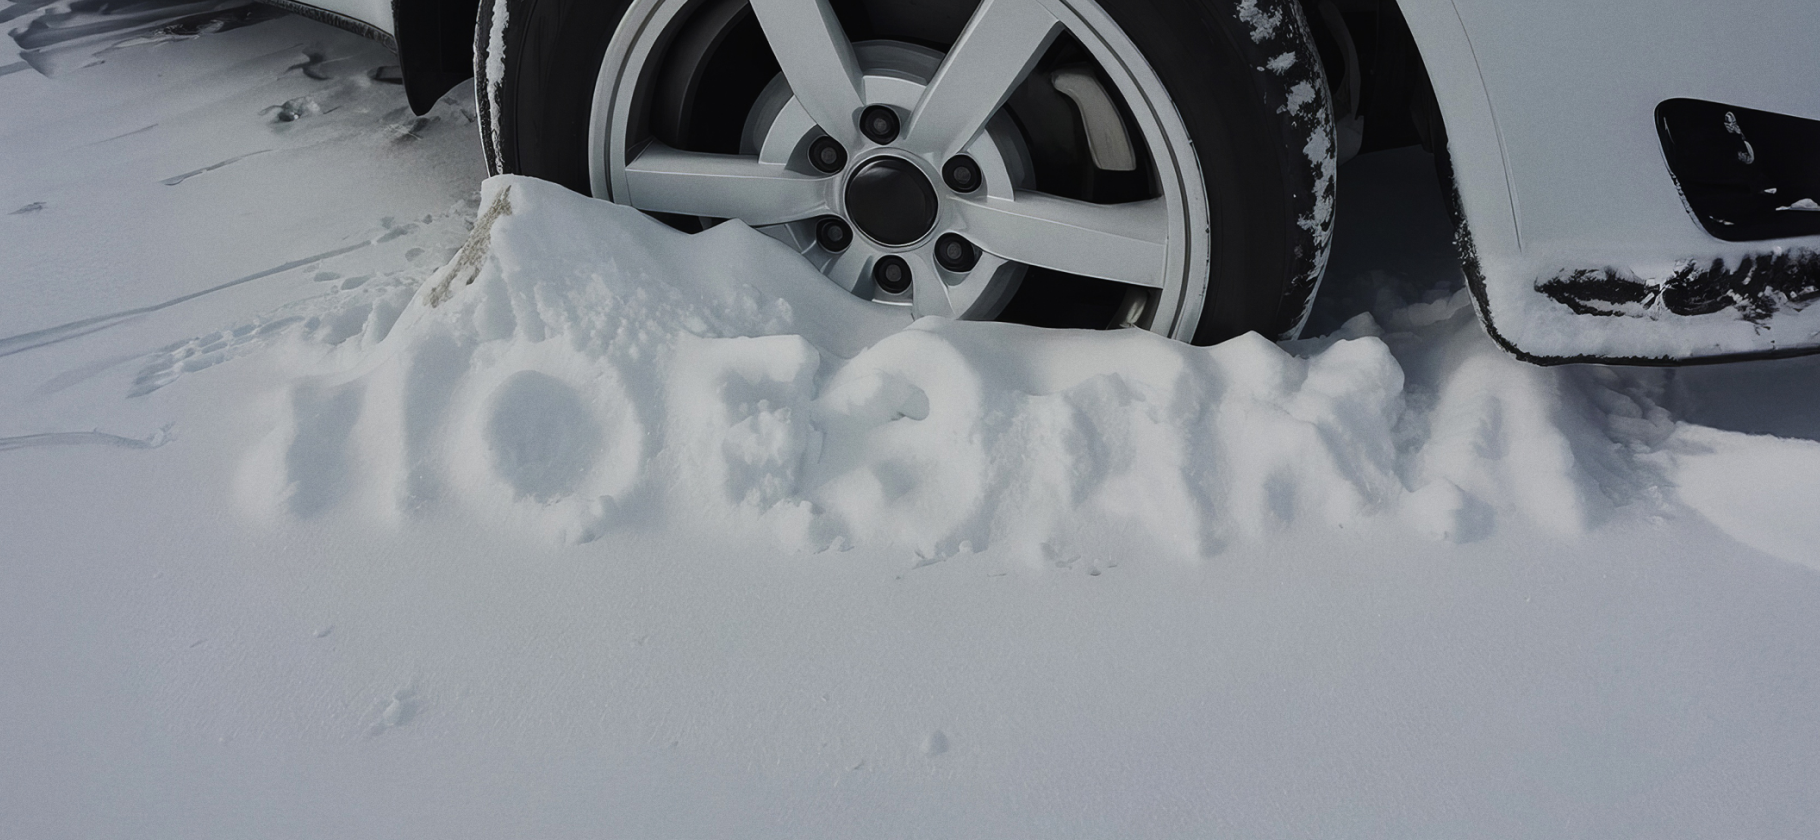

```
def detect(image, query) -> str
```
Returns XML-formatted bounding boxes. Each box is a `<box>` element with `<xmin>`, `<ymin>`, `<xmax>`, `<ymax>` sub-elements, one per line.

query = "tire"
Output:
<box><xmin>477</xmin><ymin>0</ymin><xmax>1335</xmax><ymax>344</ymax></box>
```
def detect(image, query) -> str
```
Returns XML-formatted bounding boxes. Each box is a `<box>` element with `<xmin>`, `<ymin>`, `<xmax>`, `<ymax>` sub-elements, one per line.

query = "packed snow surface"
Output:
<box><xmin>5</xmin><ymin>4</ymin><xmax>1820</xmax><ymax>838</ymax></box>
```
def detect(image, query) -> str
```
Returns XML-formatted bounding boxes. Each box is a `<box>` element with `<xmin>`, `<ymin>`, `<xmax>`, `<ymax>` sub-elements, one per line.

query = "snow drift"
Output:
<box><xmin>14</xmin><ymin>14</ymin><xmax>1820</xmax><ymax>838</ymax></box>
<box><xmin>220</xmin><ymin>175</ymin><xmax>1716</xmax><ymax>564</ymax></box>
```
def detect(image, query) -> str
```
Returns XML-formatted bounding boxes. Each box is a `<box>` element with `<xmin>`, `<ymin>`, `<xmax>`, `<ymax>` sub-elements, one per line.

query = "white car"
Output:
<box><xmin>270</xmin><ymin>0</ymin><xmax>1820</xmax><ymax>364</ymax></box>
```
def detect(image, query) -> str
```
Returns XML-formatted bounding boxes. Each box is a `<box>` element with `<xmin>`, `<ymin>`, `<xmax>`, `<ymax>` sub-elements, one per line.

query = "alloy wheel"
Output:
<box><xmin>586</xmin><ymin>0</ymin><xmax>1213</xmax><ymax>337</ymax></box>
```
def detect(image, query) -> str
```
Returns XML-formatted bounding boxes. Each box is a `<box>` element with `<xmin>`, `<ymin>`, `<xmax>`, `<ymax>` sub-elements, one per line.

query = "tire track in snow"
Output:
<box><xmin>0</xmin><ymin>426</ymin><xmax>169</xmax><ymax>452</ymax></box>
<box><xmin>83</xmin><ymin>123</ymin><xmax>158</xmax><ymax>148</ymax></box>
<box><xmin>161</xmin><ymin>149</ymin><xmax>270</xmax><ymax>186</ymax></box>
<box><xmin>0</xmin><ymin>241</ymin><xmax>368</xmax><ymax>359</ymax></box>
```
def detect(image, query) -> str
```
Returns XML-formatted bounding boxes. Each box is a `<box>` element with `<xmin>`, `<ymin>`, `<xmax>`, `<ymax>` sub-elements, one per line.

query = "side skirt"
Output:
<box><xmin>251</xmin><ymin>0</ymin><xmax>397</xmax><ymax>51</ymax></box>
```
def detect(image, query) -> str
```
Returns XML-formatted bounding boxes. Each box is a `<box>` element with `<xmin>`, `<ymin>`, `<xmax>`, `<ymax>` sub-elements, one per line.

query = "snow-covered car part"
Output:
<box><xmin>272</xmin><ymin>0</ymin><xmax>1820</xmax><ymax>363</ymax></box>
<box><xmin>254</xmin><ymin>0</ymin><xmax>391</xmax><ymax>47</ymax></box>
<box><xmin>475</xmin><ymin>0</ymin><xmax>1337</xmax><ymax>345</ymax></box>
<box><xmin>1537</xmin><ymin>252</ymin><xmax>1820</xmax><ymax>323</ymax></box>
<box><xmin>1400</xmin><ymin>0</ymin><xmax>1820</xmax><ymax>364</ymax></box>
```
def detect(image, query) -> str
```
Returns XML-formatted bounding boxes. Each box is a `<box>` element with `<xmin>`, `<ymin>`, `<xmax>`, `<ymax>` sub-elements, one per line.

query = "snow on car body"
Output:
<box><xmin>1402</xmin><ymin>0</ymin><xmax>1820</xmax><ymax>362</ymax></box>
<box><xmin>267</xmin><ymin>0</ymin><xmax>1820</xmax><ymax>364</ymax></box>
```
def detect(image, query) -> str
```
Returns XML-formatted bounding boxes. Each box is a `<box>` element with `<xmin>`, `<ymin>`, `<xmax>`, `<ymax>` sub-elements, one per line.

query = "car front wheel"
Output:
<box><xmin>478</xmin><ymin>0</ymin><xmax>1335</xmax><ymax>344</ymax></box>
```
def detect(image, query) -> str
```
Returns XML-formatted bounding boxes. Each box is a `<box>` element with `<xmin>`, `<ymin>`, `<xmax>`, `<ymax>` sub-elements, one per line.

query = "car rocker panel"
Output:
<box><xmin>258</xmin><ymin>0</ymin><xmax>394</xmax><ymax>43</ymax></box>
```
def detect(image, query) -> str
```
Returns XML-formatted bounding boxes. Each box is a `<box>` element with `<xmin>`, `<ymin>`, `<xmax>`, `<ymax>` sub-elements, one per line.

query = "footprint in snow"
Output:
<box><xmin>264</xmin><ymin>96</ymin><xmax>322</xmax><ymax>124</ymax></box>
<box><xmin>286</xmin><ymin>49</ymin><xmax>330</xmax><ymax>81</ymax></box>
<box><xmin>375</xmin><ymin>216</ymin><xmax>420</xmax><ymax>242</ymax></box>
<box><xmin>390</xmin><ymin>116</ymin><xmax>438</xmax><ymax>142</ymax></box>
<box><xmin>368</xmin><ymin>688</ymin><xmax>417</xmax><ymax>735</ymax></box>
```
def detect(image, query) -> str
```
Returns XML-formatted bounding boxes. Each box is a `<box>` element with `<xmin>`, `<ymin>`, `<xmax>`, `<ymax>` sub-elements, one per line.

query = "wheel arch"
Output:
<box><xmin>1298</xmin><ymin>0</ymin><xmax>1521</xmax><ymax>343</ymax></box>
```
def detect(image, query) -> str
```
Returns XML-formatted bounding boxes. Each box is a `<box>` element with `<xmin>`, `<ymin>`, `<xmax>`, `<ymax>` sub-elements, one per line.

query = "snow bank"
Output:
<box><xmin>220</xmin><ymin>175</ymin><xmax>1699</xmax><ymax>563</ymax></box>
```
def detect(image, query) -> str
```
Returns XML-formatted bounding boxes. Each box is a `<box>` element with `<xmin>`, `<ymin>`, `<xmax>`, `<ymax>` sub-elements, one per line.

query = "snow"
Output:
<box><xmin>1668</xmin><ymin>425</ymin><xmax>1820</xmax><ymax>568</ymax></box>
<box><xmin>482</xmin><ymin>0</ymin><xmax>507</xmax><ymax>158</ymax></box>
<box><xmin>1235</xmin><ymin>0</ymin><xmax>1285</xmax><ymax>43</ymax></box>
<box><xmin>5</xmin><ymin>5</ymin><xmax>1820</xmax><ymax>838</ymax></box>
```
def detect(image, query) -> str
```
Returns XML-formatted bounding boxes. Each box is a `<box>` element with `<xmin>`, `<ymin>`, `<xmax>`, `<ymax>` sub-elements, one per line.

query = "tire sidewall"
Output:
<box><xmin>1100</xmin><ymin>0</ymin><xmax>1335</xmax><ymax>342</ymax></box>
<box><xmin>488</xmin><ymin>0</ymin><xmax>640</xmax><ymax>194</ymax></box>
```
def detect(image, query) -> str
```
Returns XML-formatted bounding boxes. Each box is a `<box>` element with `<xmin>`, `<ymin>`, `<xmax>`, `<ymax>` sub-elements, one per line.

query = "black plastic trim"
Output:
<box><xmin>1457</xmin><ymin>207</ymin><xmax>1820</xmax><ymax>368</ymax></box>
<box><xmin>1657</xmin><ymin>98</ymin><xmax>1820</xmax><ymax>243</ymax></box>
<box><xmin>1538</xmin><ymin>251</ymin><xmax>1820</xmax><ymax>323</ymax></box>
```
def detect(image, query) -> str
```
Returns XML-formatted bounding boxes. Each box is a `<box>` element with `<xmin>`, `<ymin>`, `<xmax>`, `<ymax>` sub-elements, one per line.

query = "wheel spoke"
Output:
<box><xmin>941</xmin><ymin>253</ymin><xmax>1011</xmax><ymax>319</ymax></box>
<box><xmin>904</xmin><ymin>0</ymin><xmax>1062</xmax><ymax>159</ymax></box>
<box><xmin>622</xmin><ymin>142</ymin><xmax>832</xmax><ymax>225</ymax></box>
<box><xmin>824</xmin><ymin>241</ymin><xmax>880</xmax><ymax>293</ymax></box>
<box><xmin>749</xmin><ymin>0</ymin><xmax>865</xmax><ymax>144</ymax></box>
<box><xmin>908</xmin><ymin>255</ymin><xmax>954</xmax><ymax>319</ymax></box>
<box><xmin>955</xmin><ymin>192</ymin><xmax>1169</xmax><ymax>288</ymax></box>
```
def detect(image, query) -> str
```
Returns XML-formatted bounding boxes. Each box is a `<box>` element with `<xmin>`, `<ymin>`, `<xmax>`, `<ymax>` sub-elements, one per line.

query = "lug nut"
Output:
<box><xmin>943</xmin><ymin>155</ymin><xmax>982</xmax><ymax>193</ymax></box>
<box><xmin>861</xmin><ymin>105</ymin><xmax>900</xmax><ymax>145</ymax></box>
<box><xmin>810</xmin><ymin>136</ymin><xmax>848</xmax><ymax>173</ymax></box>
<box><xmin>935</xmin><ymin>233</ymin><xmax>979</xmax><ymax>272</ymax></box>
<box><xmin>874</xmin><ymin>255</ymin><xmax>912</xmax><ymax>295</ymax></box>
<box><xmin>816</xmin><ymin>217</ymin><xmax>853</xmax><ymax>252</ymax></box>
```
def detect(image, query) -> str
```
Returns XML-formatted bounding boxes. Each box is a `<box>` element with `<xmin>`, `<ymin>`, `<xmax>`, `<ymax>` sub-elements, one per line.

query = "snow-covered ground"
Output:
<box><xmin>5</xmin><ymin>4</ymin><xmax>1820</xmax><ymax>837</ymax></box>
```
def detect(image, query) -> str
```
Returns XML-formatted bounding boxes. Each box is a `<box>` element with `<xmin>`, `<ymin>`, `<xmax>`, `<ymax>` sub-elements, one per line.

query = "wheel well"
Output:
<box><xmin>1297</xmin><ymin>0</ymin><xmax>1441</xmax><ymax>157</ymax></box>
<box><xmin>394</xmin><ymin>0</ymin><xmax>482</xmax><ymax>115</ymax></box>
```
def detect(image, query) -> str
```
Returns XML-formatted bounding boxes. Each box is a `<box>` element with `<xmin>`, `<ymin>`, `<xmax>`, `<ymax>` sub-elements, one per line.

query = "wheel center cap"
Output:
<box><xmin>844</xmin><ymin>157</ymin><xmax>939</xmax><ymax>247</ymax></box>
